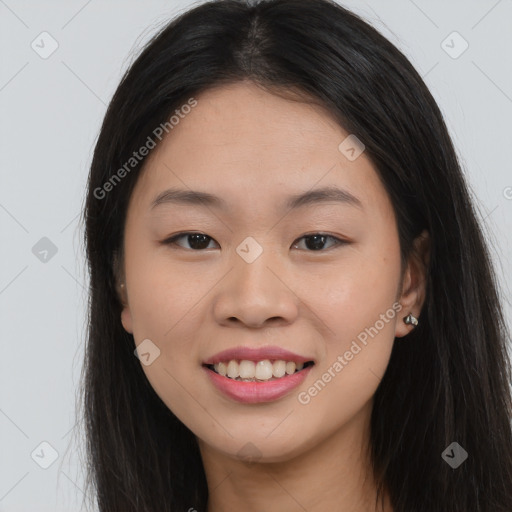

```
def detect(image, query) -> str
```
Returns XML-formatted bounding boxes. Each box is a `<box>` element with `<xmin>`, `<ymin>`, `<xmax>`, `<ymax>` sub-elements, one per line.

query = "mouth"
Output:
<box><xmin>203</xmin><ymin>359</ymin><xmax>315</xmax><ymax>382</ymax></box>
<box><xmin>202</xmin><ymin>357</ymin><xmax>315</xmax><ymax>404</ymax></box>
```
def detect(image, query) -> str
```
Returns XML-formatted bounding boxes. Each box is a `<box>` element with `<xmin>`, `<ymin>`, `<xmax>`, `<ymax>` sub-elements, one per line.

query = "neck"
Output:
<box><xmin>198</xmin><ymin>399</ymin><xmax>392</xmax><ymax>512</ymax></box>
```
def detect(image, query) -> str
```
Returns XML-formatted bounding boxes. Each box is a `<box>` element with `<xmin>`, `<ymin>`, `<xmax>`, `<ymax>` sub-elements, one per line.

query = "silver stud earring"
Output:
<box><xmin>403</xmin><ymin>313</ymin><xmax>418</xmax><ymax>327</ymax></box>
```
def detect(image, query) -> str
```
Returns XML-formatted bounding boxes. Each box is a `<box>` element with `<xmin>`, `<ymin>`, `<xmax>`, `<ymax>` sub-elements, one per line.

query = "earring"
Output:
<box><xmin>404</xmin><ymin>313</ymin><xmax>418</xmax><ymax>327</ymax></box>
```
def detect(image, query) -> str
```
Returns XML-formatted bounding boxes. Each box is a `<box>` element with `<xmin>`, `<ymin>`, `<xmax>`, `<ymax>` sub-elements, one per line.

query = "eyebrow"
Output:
<box><xmin>150</xmin><ymin>185</ymin><xmax>363</xmax><ymax>211</ymax></box>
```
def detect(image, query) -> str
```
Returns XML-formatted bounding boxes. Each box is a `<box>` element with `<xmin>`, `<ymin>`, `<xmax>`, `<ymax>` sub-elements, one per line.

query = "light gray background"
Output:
<box><xmin>1</xmin><ymin>1</ymin><xmax>511</xmax><ymax>510</ymax></box>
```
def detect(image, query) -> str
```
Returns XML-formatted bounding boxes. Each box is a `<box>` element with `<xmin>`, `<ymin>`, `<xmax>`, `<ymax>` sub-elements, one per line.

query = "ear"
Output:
<box><xmin>113</xmin><ymin>250</ymin><xmax>134</xmax><ymax>334</ymax></box>
<box><xmin>395</xmin><ymin>229</ymin><xmax>430</xmax><ymax>338</ymax></box>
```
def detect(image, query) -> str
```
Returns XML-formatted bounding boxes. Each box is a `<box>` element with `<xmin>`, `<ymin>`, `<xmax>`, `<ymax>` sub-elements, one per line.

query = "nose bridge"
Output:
<box><xmin>213</xmin><ymin>234</ymin><xmax>298</xmax><ymax>327</ymax></box>
<box><xmin>233</xmin><ymin>234</ymin><xmax>281</xmax><ymax>295</ymax></box>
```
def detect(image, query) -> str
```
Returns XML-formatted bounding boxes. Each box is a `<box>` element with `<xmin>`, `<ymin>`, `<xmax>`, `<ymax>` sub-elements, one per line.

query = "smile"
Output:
<box><xmin>203</xmin><ymin>360</ymin><xmax>315</xmax><ymax>403</ymax></box>
<box><xmin>206</xmin><ymin>359</ymin><xmax>315</xmax><ymax>381</ymax></box>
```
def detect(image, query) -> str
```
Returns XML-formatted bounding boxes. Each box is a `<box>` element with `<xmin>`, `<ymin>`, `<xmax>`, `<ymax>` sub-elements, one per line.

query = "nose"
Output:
<box><xmin>212</xmin><ymin>246</ymin><xmax>299</xmax><ymax>329</ymax></box>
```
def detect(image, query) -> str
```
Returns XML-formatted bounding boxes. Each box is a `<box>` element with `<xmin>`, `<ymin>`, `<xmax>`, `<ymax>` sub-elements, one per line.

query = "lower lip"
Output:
<box><xmin>203</xmin><ymin>365</ymin><xmax>313</xmax><ymax>404</ymax></box>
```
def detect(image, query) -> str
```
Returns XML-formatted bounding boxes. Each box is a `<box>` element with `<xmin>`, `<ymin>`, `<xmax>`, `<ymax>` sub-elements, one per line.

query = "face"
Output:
<box><xmin>118</xmin><ymin>81</ymin><xmax>426</xmax><ymax>463</ymax></box>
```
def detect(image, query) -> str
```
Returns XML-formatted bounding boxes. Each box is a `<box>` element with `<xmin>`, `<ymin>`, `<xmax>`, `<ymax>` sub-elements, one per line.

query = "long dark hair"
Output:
<box><xmin>78</xmin><ymin>0</ymin><xmax>512</xmax><ymax>510</ymax></box>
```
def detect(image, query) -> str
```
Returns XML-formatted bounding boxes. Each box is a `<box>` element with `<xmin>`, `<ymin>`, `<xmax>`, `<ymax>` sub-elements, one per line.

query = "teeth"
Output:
<box><xmin>255</xmin><ymin>360</ymin><xmax>273</xmax><ymax>380</ymax></box>
<box><xmin>217</xmin><ymin>361</ymin><xmax>227</xmax><ymax>376</ymax></box>
<box><xmin>285</xmin><ymin>361</ymin><xmax>296</xmax><ymax>374</ymax></box>
<box><xmin>226</xmin><ymin>360</ymin><xmax>239</xmax><ymax>379</ymax></box>
<box><xmin>272</xmin><ymin>360</ymin><xmax>286</xmax><ymax>378</ymax></box>
<box><xmin>239</xmin><ymin>360</ymin><xmax>255</xmax><ymax>379</ymax></box>
<box><xmin>212</xmin><ymin>359</ymin><xmax>310</xmax><ymax>381</ymax></box>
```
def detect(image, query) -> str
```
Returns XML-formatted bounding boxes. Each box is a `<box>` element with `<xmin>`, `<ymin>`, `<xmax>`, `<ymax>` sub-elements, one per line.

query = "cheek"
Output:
<box><xmin>307</xmin><ymin>240</ymin><xmax>401</xmax><ymax>394</ymax></box>
<box><xmin>295</xmin><ymin>282</ymin><xmax>399</xmax><ymax>436</ymax></box>
<box><xmin>306</xmin><ymin>243</ymin><xmax>401</xmax><ymax>343</ymax></box>
<box><xmin>124</xmin><ymin>247</ymin><xmax>207</xmax><ymax>403</ymax></box>
<box><xmin>125</xmin><ymin>243</ymin><xmax>198</xmax><ymax>340</ymax></box>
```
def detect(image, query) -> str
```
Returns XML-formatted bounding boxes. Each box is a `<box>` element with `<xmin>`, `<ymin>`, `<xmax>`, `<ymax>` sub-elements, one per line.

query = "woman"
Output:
<box><xmin>79</xmin><ymin>0</ymin><xmax>512</xmax><ymax>510</ymax></box>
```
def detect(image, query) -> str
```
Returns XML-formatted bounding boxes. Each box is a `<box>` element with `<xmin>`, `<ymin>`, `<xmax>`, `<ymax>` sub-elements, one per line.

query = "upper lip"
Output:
<box><xmin>203</xmin><ymin>345</ymin><xmax>315</xmax><ymax>365</ymax></box>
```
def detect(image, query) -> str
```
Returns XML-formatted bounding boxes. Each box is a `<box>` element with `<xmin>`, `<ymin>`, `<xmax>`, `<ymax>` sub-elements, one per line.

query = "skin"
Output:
<box><xmin>118</xmin><ymin>81</ymin><xmax>430</xmax><ymax>512</ymax></box>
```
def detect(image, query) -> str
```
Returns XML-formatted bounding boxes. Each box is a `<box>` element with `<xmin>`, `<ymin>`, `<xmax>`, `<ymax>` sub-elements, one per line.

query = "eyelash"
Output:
<box><xmin>160</xmin><ymin>232</ymin><xmax>349</xmax><ymax>252</ymax></box>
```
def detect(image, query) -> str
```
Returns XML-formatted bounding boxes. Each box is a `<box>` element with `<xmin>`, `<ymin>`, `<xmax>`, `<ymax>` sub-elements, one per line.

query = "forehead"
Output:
<box><xmin>129</xmin><ymin>81</ymin><xmax>391</xmax><ymax>221</ymax></box>
<box><xmin>164</xmin><ymin>81</ymin><xmax>347</xmax><ymax>156</ymax></box>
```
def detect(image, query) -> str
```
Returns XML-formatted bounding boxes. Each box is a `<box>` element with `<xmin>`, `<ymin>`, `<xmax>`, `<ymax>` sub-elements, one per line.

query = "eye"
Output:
<box><xmin>291</xmin><ymin>233</ymin><xmax>347</xmax><ymax>251</ymax></box>
<box><xmin>161</xmin><ymin>232</ymin><xmax>218</xmax><ymax>250</ymax></box>
<box><xmin>161</xmin><ymin>232</ymin><xmax>348</xmax><ymax>252</ymax></box>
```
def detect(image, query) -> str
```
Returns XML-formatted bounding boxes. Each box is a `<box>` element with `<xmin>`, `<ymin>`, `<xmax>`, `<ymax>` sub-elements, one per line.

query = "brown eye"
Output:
<box><xmin>161</xmin><ymin>232</ymin><xmax>348</xmax><ymax>252</ymax></box>
<box><xmin>162</xmin><ymin>232</ymin><xmax>218</xmax><ymax>250</ymax></box>
<box><xmin>292</xmin><ymin>234</ymin><xmax>347</xmax><ymax>251</ymax></box>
